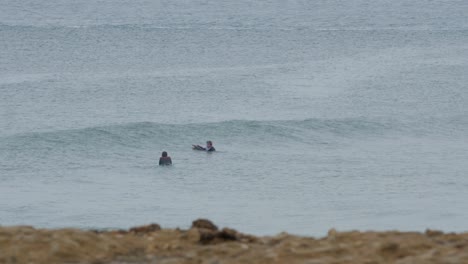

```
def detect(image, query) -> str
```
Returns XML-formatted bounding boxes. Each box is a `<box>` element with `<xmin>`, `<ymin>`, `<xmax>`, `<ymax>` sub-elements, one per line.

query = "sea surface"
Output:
<box><xmin>1</xmin><ymin>0</ymin><xmax>467</xmax><ymax>236</ymax></box>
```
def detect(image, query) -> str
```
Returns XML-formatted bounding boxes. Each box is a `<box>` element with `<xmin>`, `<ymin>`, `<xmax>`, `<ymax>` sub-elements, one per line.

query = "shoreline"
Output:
<box><xmin>1</xmin><ymin>219</ymin><xmax>467</xmax><ymax>264</ymax></box>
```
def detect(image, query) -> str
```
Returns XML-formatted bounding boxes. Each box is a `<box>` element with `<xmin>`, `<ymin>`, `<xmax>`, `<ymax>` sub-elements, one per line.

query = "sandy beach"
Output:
<box><xmin>1</xmin><ymin>219</ymin><xmax>467</xmax><ymax>264</ymax></box>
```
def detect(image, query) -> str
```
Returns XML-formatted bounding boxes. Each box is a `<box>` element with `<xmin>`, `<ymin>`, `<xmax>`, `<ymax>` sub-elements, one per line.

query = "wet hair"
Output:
<box><xmin>206</xmin><ymin>141</ymin><xmax>213</xmax><ymax>145</ymax></box>
<box><xmin>162</xmin><ymin>151</ymin><xmax>168</xmax><ymax>157</ymax></box>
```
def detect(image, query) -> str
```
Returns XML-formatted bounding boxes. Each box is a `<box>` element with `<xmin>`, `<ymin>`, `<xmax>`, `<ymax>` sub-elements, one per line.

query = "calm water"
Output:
<box><xmin>1</xmin><ymin>0</ymin><xmax>467</xmax><ymax>236</ymax></box>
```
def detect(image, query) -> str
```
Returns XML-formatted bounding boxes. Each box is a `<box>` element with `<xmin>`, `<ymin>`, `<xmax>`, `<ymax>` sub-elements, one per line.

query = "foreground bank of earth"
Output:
<box><xmin>1</xmin><ymin>219</ymin><xmax>467</xmax><ymax>264</ymax></box>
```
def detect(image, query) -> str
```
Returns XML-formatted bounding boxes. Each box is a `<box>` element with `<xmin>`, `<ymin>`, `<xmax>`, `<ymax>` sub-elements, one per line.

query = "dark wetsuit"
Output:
<box><xmin>159</xmin><ymin>157</ymin><xmax>172</xmax><ymax>166</ymax></box>
<box><xmin>206</xmin><ymin>146</ymin><xmax>215</xmax><ymax>152</ymax></box>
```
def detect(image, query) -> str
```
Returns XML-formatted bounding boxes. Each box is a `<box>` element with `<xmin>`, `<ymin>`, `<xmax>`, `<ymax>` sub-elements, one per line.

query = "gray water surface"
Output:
<box><xmin>1</xmin><ymin>0</ymin><xmax>467</xmax><ymax>236</ymax></box>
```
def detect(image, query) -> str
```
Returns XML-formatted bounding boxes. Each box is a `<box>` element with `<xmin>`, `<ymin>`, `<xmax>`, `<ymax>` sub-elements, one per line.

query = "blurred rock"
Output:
<box><xmin>425</xmin><ymin>229</ymin><xmax>444</xmax><ymax>237</ymax></box>
<box><xmin>197</xmin><ymin>228</ymin><xmax>218</xmax><ymax>244</ymax></box>
<box><xmin>129</xmin><ymin>224</ymin><xmax>161</xmax><ymax>234</ymax></box>
<box><xmin>219</xmin><ymin>228</ymin><xmax>238</xmax><ymax>241</ymax></box>
<box><xmin>191</xmin><ymin>219</ymin><xmax>218</xmax><ymax>231</ymax></box>
<box><xmin>1</xmin><ymin>220</ymin><xmax>467</xmax><ymax>264</ymax></box>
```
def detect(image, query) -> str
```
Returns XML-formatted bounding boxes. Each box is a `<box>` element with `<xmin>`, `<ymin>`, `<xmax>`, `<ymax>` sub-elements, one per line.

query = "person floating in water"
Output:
<box><xmin>192</xmin><ymin>140</ymin><xmax>216</xmax><ymax>152</ymax></box>
<box><xmin>159</xmin><ymin>151</ymin><xmax>172</xmax><ymax>166</ymax></box>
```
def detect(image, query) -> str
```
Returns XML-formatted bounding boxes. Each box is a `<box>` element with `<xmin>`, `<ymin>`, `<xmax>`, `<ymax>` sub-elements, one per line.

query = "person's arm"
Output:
<box><xmin>159</xmin><ymin>158</ymin><xmax>163</xmax><ymax>165</ymax></box>
<box><xmin>193</xmin><ymin>145</ymin><xmax>206</xmax><ymax>150</ymax></box>
<box><xmin>168</xmin><ymin>157</ymin><xmax>172</xmax><ymax>165</ymax></box>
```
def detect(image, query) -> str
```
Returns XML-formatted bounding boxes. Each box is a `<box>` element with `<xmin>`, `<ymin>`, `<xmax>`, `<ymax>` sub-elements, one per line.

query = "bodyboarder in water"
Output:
<box><xmin>192</xmin><ymin>140</ymin><xmax>216</xmax><ymax>152</ymax></box>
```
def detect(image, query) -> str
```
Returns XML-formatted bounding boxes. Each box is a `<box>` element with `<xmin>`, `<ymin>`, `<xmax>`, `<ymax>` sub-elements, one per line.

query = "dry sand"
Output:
<box><xmin>1</xmin><ymin>219</ymin><xmax>467</xmax><ymax>264</ymax></box>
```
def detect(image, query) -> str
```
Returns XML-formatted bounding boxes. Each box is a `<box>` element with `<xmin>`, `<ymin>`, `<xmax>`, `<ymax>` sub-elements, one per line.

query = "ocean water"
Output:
<box><xmin>1</xmin><ymin>0</ymin><xmax>467</xmax><ymax>236</ymax></box>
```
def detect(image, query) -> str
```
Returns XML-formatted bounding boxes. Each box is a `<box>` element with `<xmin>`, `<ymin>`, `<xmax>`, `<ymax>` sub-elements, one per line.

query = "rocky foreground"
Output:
<box><xmin>1</xmin><ymin>219</ymin><xmax>467</xmax><ymax>264</ymax></box>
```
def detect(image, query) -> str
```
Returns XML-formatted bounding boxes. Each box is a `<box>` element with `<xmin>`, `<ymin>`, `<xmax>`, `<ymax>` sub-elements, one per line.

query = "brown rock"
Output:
<box><xmin>197</xmin><ymin>228</ymin><xmax>218</xmax><ymax>244</ymax></box>
<box><xmin>191</xmin><ymin>219</ymin><xmax>218</xmax><ymax>231</ymax></box>
<box><xmin>219</xmin><ymin>228</ymin><xmax>238</xmax><ymax>241</ymax></box>
<box><xmin>186</xmin><ymin>228</ymin><xmax>201</xmax><ymax>242</ymax></box>
<box><xmin>129</xmin><ymin>224</ymin><xmax>161</xmax><ymax>234</ymax></box>
<box><xmin>380</xmin><ymin>241</ymin><xmax>400</xmax><ymax>256</ymax></box>
<box><xmin>425</xmin><ymin>229</ymin><xmax>444</xmax><ymax>237</ymax></box>
<box><xmin>2</xmin><ymin>222</ymin><xmax>468</xmax><ymax>264</ymax></box>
